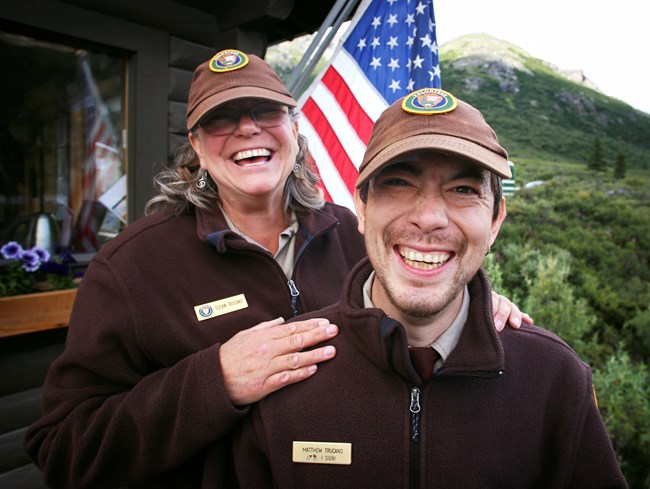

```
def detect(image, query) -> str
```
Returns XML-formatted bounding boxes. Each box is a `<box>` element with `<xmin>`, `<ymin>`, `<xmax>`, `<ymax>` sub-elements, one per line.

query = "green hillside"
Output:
<box><xmin>441</xmin><ymin>35</ymin><xmax>650</xmax><ymax>488</ymax></box>
<box><xmin>439</xmin><ymin>34</ymin><xmax>650</xmax><ymax>173</ymax></box>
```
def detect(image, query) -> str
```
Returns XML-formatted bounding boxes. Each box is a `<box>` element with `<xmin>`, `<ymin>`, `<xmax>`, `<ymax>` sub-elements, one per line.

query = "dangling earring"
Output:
<box><xmin>196</xmin><ymin>169</ymin><xmax>207</xmax><ymax>189</ymax></box>
<box><xmin>292</xmin><ymin>163</ymin><xmax>301</xmax><ymax>173</ymax></box>
<box><xmin>485</xmin><ymin>245</ymin><xmax>491</xmax><ymax>256</ymax></box>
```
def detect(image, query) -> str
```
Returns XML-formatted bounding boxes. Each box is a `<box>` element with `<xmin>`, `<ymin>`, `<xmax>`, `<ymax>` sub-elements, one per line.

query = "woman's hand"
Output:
<box><xmin>491</xmin><ymin>291</ymin><xmax>533</xmax><ymax>332</ymax></box>
<box><xmin>219</xmin><ymin>317</ymin><xmax>338</xmax><ymax>406</ymax></box>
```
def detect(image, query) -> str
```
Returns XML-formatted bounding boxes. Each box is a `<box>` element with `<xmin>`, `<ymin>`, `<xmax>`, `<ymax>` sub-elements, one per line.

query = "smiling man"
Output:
<box><xmin>232</xmin><ymin>88</ymin><xmax>627</xmax><ymax>488</ymax></box>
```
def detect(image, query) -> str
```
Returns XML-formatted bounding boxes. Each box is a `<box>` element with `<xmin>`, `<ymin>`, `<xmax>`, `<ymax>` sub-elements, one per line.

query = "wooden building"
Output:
<box><xmin>0</xmin><ymin>1</ymin><xmax>347</xmax><ymax>486</ymax></box>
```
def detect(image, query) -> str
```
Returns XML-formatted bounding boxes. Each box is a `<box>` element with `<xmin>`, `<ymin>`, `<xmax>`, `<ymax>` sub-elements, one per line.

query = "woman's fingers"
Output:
<box><xmin>220</xmin><ymin>318</ymin><xmax>338</xmax><ymax>406</ymax></box>
<box><xmin>491</xmin><ymin>291</ymin><xmax>533</xmax><ymax>332</ymax></box>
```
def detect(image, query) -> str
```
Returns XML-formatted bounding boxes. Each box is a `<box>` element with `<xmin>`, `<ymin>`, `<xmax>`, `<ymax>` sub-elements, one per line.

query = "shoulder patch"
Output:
<box><xmin>209</xmin><ymin>49</ymin><xmax>249</xmax><ymax>73</ymax></box>
<box><xmin>402</xmin><ymin>88</ymin><xmax>458</xmax><ymax>115</ymax></box>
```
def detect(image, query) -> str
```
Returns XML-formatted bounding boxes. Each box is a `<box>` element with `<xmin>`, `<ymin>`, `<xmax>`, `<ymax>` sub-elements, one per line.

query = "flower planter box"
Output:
<box><xmin>0</xmin><ymin>289</ymin><xmax>77</xmax><ymax>338</ymax></box>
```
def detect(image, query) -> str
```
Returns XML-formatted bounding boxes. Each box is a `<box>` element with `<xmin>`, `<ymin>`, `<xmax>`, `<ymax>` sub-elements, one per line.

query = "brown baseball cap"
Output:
<box><xmin>186</xmin><ymin>49</ymin><xmax>297</xmax><ymax>130</ymax></box>
<box><xmin>356</xmin><ymin>88</ymin><xmax>511</xmax><ymax>188</ymax></box>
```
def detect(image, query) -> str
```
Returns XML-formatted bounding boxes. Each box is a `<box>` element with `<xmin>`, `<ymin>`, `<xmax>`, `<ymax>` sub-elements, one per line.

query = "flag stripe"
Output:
<box><xmin>302</xmin><ymin>98</ymin><xmax>358</xmax><ymax>194</ymax></box>
<box><xmin>320</xmin><ymin>67</ymin><xmax>374</xmax><ymax>146</ymax></box>
<box><xmin>299</xmin><ymin>115</ymin><xmax>356</xmax><ymax>211</ymax></box>
<box><xmin>306</xmin><ymin>81</ymin><xmax>366</xmax><ymax>170</ymax></box>
<box><xmin>330</xmin><ymin>49</ymin><xmax>387</xmax><ymax>122</ymax></box>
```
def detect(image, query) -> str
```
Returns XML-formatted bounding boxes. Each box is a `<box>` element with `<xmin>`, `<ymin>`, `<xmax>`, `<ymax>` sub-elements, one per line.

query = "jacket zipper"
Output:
<box><xmin>284</xmin><ymin>226</ymin><xmax>314</xmax><ymax>317</ymax></box>
<box><xmin>410</xmin><ymin>387</ymin><xmax>421</xmax><ymax>488</ymax></box>
<box><xmin>287</xmin><ymin>279</ymin><xmax>300</xmax><ymax>317</ymax></box>
<box><xmin>281</xmin><ymin>214</ymin><xmax>341</xmax><ymax>317</ymax></box>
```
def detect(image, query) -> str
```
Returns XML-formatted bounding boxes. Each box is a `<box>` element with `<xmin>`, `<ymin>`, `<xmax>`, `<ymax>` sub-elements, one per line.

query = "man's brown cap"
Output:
<box><xmin>186</xmin><ymin>49</ymin><xmax>297</xmax><ymax>130</ymax></box>
<box><xmin>356</xmin><ymin>88</ymin><xmax>511</xmax><ymax>188</ymax></box>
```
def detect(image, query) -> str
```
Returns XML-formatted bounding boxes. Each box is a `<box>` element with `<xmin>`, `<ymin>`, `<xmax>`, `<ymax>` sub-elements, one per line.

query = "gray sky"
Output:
<box><xmin>435</xmin><ymin>0</ymin><xmax>649</xmax><ymax>113</ymax></box>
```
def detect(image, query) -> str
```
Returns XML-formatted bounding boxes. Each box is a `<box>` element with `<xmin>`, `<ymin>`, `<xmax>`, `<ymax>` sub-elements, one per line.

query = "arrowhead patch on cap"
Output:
<box><xmin>209</xmin><ymin>49</ymin><xmax>250</xmax><ymax>73</ymax></box>
<box><xmin>402</xmin><ymin>88</ymin><xmax>458</xmax><ymax>115</ymax></box>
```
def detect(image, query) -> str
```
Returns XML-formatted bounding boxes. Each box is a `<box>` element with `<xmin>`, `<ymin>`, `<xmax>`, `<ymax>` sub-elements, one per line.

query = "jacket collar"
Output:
<box><xmin>339</xmin><ymin>258</ymin><xmax>505</xmax><ymax>382</ymax></box>
<box><xmin>195</xmin><ymin>197</ymin><xmax>229</xmax><ymax>241</ymax></box>
<box><xmin>195</xmin><ymin>199</ymin><xmax>342</xmax><ymax>253</ymax></box>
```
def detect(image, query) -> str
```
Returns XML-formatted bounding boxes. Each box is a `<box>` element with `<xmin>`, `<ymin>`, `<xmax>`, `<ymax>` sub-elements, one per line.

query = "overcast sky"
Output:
<box><xmin>434</xmin><ymin>0</ymin><xmax>649</xmax><ymax>114</ymax></box>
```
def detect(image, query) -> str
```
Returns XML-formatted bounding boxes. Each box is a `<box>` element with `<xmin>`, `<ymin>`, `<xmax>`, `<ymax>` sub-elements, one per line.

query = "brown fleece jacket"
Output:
<box><xmin>24</xmin><ymin>201</ymin><xmax>366</xmax><ymax>489</ymax></box>
<box><xmin>234</xmin><ymin>258</ymin><xmax>628</xmax><ymax>489</ymax></box>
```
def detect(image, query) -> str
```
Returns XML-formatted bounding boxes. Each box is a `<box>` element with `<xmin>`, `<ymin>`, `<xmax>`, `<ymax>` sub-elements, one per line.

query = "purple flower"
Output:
<box><xmin>1</xmin><ymin>241</ymin><xmax>78</xmax><ymax>297</ymax></box>
<box><xmin>1</xmin><ymin>241</ymin><xmax>23</xmax><ymax>260</ymax></box>
<box><xmin>31</xmin><ymin>247</ymin><xmax>51</xmax><ymax>263</ymax></box>
<box><xmin>19</xmin><ymin>249</ymin><xmax>42</xmax><ymax>272</ymax></box>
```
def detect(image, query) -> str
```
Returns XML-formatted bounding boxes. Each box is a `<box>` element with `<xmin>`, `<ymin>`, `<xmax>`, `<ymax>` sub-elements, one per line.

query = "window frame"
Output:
<box><xmin>0</xmin><ymin>3</ymin><xmax>170</xmax><ymax>262</ymax></box>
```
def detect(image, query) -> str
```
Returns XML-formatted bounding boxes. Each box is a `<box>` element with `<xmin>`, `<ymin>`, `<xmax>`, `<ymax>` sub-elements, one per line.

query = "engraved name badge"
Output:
<box><xmin>194</xmin><ymin>294</ymin><xmax>248</xmax><ymax>321</ymax></box>
<box><xmin>292</xmin><ymin>441</ymin><xmax>352</xmax><ymax>465</ymax></box>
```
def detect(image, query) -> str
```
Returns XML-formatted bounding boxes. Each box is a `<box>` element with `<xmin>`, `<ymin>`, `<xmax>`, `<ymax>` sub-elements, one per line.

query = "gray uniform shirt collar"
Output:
<box><xmin>220</xmin><ymin>204</ymin><xmax>299</xmax><ymax>279</ymax></box>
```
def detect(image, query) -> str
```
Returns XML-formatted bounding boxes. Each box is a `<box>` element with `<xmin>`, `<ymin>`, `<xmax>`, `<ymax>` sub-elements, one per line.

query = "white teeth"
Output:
<box><xmin>400</xmin><ymin>248</ymin><xmax>450</xmax><ymax>270</ymax></box>
<box><xmin>233</xmin><ymin>148</ymin><xmax>271</xmax><ymax>161</ymax></box>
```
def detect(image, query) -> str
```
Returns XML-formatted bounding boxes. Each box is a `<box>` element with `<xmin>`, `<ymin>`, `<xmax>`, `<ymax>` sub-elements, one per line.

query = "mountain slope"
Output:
<box><xmin>439</xmin><ymin>34</ymin><xmax>650</xmax><ymax>170</ymax></box>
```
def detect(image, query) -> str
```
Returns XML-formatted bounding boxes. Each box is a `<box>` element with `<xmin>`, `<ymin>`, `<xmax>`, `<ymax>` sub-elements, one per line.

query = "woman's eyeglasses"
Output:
<box><xmin>199</xmin><ymin>102</ymin><xmax>290</xmax><ymax>136</ymax></box>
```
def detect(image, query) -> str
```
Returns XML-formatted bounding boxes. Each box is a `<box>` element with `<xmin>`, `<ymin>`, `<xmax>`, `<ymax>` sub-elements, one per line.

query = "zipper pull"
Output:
<box><xmin>410</xmin><ymin>387</ymin><xmax>421</xmax><ymax>443</ymax></box>
<box><xmin>287</xmin><ymin>279</ymin><xmax>299</xmax><ymax>298</ymax></box>
<box><xmin>287</xmin><ymin>280</ymin><xmax>300</xmax><ymax>317</ymax></box>
<box><xmin>410</xmin><ymin>387</ymin><xmax>421</xmax><ymax>413</ymax></box>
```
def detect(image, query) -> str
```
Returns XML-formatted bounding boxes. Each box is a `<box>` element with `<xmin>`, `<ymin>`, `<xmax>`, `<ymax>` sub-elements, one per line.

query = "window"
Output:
<box><xmin>0</xmin><ymin>30</ymin><xmax>127</xmax><ymax>254</ymax></box>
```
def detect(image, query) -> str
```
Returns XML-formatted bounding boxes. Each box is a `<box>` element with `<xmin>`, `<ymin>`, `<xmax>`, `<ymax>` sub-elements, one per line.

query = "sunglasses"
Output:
<box><xmin>199</xmin><ymin>102</ymin><xmax>290</xmax><ymax>136</ymax></box>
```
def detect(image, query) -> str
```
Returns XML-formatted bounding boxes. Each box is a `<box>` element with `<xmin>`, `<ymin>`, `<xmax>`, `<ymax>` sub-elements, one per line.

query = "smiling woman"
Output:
<box><xmin>187</xmin><ymin>95</ymin><xmax>300</xmax><ymax>237</ymax></box>
<box><xmin>23</xmin><ymin>48</ymin><xmax>368</xmax><ymax>489</ymax></box>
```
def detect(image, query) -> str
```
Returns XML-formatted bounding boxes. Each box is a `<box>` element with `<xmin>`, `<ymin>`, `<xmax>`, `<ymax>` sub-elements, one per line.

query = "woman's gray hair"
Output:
<box><xmin>145</xmin><ymin>111</ymin><xmax>325</xmax><ymax>216</ymax></box>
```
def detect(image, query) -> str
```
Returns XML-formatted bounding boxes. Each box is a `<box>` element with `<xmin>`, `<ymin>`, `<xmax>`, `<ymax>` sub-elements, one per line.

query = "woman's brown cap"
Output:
<box><xmin>186</xmin><ymin>49</ymin><xmax>297</xmax><ymax>130</ymax></box>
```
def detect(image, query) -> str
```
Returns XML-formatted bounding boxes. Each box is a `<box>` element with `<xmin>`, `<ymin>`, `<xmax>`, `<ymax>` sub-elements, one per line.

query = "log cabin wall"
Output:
<box><xmin>0</xmin><ymin>329</ymin><xmax>67</xmax><ymax>488</ymax></box>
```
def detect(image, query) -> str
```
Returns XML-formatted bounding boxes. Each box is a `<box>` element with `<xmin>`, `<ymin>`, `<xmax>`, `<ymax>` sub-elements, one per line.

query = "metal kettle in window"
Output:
<box><xmin>6</xmin><ymin>117</ymin><xmax>62</xmax><ymax>254</ymax></box>
<box><xmin>5</xmin><ymin>212</ymin><xmax>62</xmax><ymax>254</ymax></box>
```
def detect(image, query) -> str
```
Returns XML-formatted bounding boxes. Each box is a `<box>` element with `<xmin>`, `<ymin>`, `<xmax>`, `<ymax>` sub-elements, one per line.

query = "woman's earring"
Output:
<box><xmin>196</xmin><ymin>169</ymin><xmax>207</xmax><ymax>189</ymax></box>
<box><xmin>292</xmin><ymin>163</ymin><xmax>301</xmax><ymax>173</ymax></box>
<box><xmin>485</xmin><ymin>245</ymin><xmax>491</xmax><ymax>256</ymax></box>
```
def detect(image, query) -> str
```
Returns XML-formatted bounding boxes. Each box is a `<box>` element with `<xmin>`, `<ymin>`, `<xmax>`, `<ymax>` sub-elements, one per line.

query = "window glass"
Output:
<box><xmin>0</xmin><ymin>30</ymin><xmax>127</xmax><ymax>254</ymax></box>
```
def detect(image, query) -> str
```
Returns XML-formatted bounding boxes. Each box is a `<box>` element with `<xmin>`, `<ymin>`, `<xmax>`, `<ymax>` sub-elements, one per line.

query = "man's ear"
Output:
<box><xmin>489</xmin><ymin>197</ymin><xmax>507</xmax><ymax>246</ymax></box>
<box><xmin>353</xmin><ymin>188</ymin><xmax>366</xmax><ymax>235</ymax></box>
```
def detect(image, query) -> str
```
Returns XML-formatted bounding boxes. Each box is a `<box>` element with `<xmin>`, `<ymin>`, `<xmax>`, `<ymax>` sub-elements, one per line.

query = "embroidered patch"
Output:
<box><xmin>194</xmin><ymin>294</ymin><xmax>248</xmax><ymax>321</ymax></box>
<box><xmin>402</xmin><ymin>88</ymin><xmax>458</xmax><ymax>115</ymax></box>
<box><xmin>209</xmin><ymin>49</ymin><xmax>249</xmax><ymax>73</ymax></box>
<box><xmin>292</xmin><ymin>441</ymin><xmax>352</xmax><ymax>465</ymax></box>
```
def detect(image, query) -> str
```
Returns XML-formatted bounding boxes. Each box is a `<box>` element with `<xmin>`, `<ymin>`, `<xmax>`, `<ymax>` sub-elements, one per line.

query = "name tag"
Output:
<box><xmin>292</xmin><ymin>441</ymin><xmax>352</xmax><ymax>465</ymax></box>
<box><xmin>194</xmin><ymin>294</ymin><xmax>248</xmax><ymax>321</ymax></box>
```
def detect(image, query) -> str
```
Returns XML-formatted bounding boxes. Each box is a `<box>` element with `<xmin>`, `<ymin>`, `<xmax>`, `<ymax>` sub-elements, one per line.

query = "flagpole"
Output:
<box><xmin>285</xmin><ymin>0</ymin><xmax>360</xmax><ymax>95</ymax></box>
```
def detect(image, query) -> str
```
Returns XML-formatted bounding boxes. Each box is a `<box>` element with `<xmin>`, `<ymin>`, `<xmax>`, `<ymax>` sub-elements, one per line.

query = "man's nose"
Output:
<box><xmin>409</xmin><ymin>193</ymin><xmax>448</xmax><ymax>232</ymax></box>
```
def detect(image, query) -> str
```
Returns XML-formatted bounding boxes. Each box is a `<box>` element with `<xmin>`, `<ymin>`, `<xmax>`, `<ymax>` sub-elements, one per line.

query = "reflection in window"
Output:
<box><xmin>0</xmin><ymin>31</ymin><xmax>127</xmax><ymax>254</ymax></box>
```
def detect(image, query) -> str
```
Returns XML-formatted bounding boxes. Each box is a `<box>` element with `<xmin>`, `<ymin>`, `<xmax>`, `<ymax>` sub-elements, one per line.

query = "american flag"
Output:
<box><xmin>297</xmin><ymin>0</ymin><xmax>441</xmax><ymax>210</ymax></box>
<box><xmin>79</xmin><ymin>54</ymin><xmax>123</xmax><ymax>203</ymax></box>
<box><xmin>73</xmin><ymin>54</ymin><xmax>124</xmax><ymax>251</ymax></box>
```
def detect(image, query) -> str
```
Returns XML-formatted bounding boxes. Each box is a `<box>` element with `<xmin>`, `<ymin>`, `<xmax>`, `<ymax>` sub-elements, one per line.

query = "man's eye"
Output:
<box><xmin>454</xmin><ymin>186</ymin><xmax>478</xmax><ymax>194</ymax></box>
<box><xmin>254</xmin><ymin>107</ymin><xmax>280</xmax><ymax>115</ymax></box>
<box><xmin>381</xmin><ymin>178</ymin><xmax>410</xmax><ymax>187</ymax></box>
